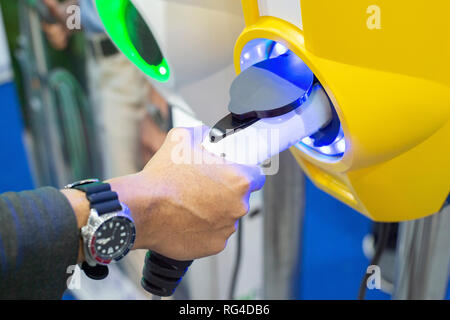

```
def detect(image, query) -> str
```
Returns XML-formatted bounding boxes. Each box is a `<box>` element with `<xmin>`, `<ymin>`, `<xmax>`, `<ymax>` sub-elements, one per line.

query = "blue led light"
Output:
<box><xmin>240</xmin><ymin>39</ymin><xmax>282</xmax><ymax>71</ymax></box>
<box><xmin>240</xmin><ymin>39</ymin><xmax>347</xmax><ymax>162</ymax></box>
<box><xmin>270</xmin><ymin>42</ymin><xmax>289</xmax><ymax>58</ymax></box>
<box><xmin>336</xmin><ymin>138</ymin><xmax>346</xmax><ymax>154</ymax></box>
<box><xmin>299</xmin><ymin>126</ymin><xmax>346</xmax><ymax>160</ymax></box>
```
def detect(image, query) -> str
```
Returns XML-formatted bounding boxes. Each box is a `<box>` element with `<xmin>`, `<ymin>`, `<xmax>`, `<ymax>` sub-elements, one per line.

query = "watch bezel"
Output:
<box><xmin>82</xmin><ymin>203</ymin><xmax>136</xmax><ymax>266</ymax></box>
<box><xmin>64</xmin><ymin>179</ymin><xmax>100</xmax><ymax>189</ymax></box>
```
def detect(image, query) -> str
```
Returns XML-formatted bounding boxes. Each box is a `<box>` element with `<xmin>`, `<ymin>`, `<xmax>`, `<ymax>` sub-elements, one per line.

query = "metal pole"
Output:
<box><xmin>393</xmin><ymin>199</ymin><xmax>450</xmax><ymax>299</ymax></box>
<box><xmin>263</xmin><ymin>150</ymin><xmax>305</xmax><ymax>299</ymax></box>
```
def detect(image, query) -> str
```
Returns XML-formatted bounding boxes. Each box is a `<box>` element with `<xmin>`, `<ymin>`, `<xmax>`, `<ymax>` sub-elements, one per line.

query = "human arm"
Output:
<box><xmin>0</xmin><ymin>187</ymin><xmax>79</xmax><ymax>299</ymax></box>
<box><xmin>42</xmin><ymin>0</ymin><xmax>106</xmax><ymax>51</ymax></box>
<box><xmin>0</xmin><ymin>127</ymin><xmax>265</xmax><ymax>298</ymax></box>
<box><xmin>43</xmin><ymin>0</ymin><xmax>79</xmax><ymax>25</ymax></box>
<box><xmin>41</xmin><ymin>0</ymin><xmax>79</xmax><ymax>50</ymax></box>
<box><xmin>107</xmin><ymin>127</ymin><xmax>266</xmax><ymax>261</ymax></box>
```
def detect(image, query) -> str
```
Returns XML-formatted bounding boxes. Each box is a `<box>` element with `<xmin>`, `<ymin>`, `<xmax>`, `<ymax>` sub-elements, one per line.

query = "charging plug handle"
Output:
<box><xmin>228</xmin><ymin>53</ymin><xmax>314</xmax><ymax>121</ymax></box>
<box><xmin>141</xmin><ymin>251</ymin><xmax>193</xmax><ymax>297</ymax></box>
<box><xmin>210</xmin><ymin>52</ymin><xmax>316</xmax><ymax>144</ymax></box>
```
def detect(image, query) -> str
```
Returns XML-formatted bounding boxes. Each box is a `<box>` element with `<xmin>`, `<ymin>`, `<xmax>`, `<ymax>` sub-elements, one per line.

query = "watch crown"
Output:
<box><xmin>81</xmin><ymin>225</ymin><xmax>90</xmax><ymax>239</ymax></box>
<box><xmin>87</xmin><ymin>209</ymin><xmax>100</xmax><ymax>225</ymax></box>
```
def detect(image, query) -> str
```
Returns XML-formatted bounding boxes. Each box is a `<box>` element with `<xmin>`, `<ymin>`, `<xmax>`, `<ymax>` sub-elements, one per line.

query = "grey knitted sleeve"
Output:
<box><xmin>0</xmin><ymin>187</ymin><xmax>79</xmax><ymax>299</ymax></box>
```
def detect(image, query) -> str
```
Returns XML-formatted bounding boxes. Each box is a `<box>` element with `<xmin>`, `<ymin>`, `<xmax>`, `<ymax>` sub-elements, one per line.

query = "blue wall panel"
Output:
<box><xmin>295</xmin><ymin>178</ymin><xmax>449</xmax><ymax>300</ymax></box>
<box><xmin>0</xmin><ymin>82</ymin><xmax>34</xmax><ymax>193</ymax></box>
<box><xmin>295</xmin><ymin>178</ymin><xmax>390</xmax><ymax>300</ymax></box>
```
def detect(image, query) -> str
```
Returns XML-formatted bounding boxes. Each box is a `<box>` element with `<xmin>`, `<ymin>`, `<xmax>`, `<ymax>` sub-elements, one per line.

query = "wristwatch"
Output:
<box><xmin>65</xmin><ymin>179</ymin><xmax>136</xmax><ymax>280</ymax></box>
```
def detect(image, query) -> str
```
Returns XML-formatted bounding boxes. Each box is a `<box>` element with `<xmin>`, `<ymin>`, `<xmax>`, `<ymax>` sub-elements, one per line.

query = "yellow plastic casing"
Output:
<box><xmin>236</xmin><ymin>0</ymin><xmax>450</xmax><ymax>222</ymax></box>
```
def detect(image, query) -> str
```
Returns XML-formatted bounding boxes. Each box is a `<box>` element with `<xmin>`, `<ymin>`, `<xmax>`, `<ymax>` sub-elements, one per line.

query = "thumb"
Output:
<box><xmin>192</xmin><ymin>125</ymin><xmax>211</xmax><ymax>146</ymax></box>
<box><xmin>170</xmin><ymin>125</ymin><xmax>210</xmax><ymax>147</ymax></box>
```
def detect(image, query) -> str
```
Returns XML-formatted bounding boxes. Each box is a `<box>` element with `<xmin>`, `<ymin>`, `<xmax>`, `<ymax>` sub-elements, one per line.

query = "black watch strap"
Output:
<box><xmin>72</xmin><ymin>181</ymin><xmax>121</xmax><ymax>281</ymax></box>
<box><xmin>74</xmin><ymin>181</ymin><xmax>122</xmax><ymax>215</ymax></box>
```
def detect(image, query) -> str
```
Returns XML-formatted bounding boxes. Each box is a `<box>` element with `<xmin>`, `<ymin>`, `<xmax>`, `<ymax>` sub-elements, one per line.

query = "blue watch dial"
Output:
<box><xmin>91</xmin><ymin>216</ymin><xmax>136</xmax><ymax>264</ymax></box>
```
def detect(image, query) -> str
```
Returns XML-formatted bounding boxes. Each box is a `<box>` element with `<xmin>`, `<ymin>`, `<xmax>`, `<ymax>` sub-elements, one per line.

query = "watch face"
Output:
<box><xmin>91</xmin><ymin>216</ymin><xmax>136</xmax><ymax>264</ymax></box>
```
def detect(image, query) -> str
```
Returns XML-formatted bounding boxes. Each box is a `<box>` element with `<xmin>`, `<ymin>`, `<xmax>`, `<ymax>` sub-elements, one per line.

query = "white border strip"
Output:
<box><xmin>258</xmin><ymin>0</ymin><xmax>303</xmax><ymax>30</ymax></box>
<box><xmin>0</xmin><ymin>6</ymin><xmax>12</xmax><ymax>85</ymax></box>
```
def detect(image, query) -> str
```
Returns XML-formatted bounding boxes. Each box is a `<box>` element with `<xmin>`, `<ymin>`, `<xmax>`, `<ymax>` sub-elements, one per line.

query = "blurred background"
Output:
<box><xmin>0</xmin><ymin>0</ymin><xmax>448</xmax><ymax>300</ymax></box>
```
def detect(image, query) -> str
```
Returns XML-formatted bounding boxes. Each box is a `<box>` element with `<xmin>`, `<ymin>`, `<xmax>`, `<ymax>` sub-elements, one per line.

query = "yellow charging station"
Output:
<box><xmin>96</xmin><ymin>0</ymin><xmax>450</xmax><ymax>222</ymax></box>
<box><xmin>236</xmin><ymin>0</ymin><xmax>450</xmax><ymax>222</ymax></box>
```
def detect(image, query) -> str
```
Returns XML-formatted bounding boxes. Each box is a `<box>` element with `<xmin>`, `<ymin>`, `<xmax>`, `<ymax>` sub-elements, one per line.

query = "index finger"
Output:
<box><xmin>234</xmin><ymin>163</ymin><xmax>266</xmax><ymax>193</ymax></box>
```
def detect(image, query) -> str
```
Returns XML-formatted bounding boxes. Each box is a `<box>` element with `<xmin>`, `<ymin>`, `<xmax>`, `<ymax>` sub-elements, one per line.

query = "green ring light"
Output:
<box><xmin>95</xmin><ymin>0</ymin><xmax>170</xmax><ymax>82</ymax></box>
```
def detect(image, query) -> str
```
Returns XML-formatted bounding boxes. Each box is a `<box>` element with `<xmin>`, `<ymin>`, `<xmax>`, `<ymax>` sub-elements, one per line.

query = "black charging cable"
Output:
<box><xmin>358</xmin><ymin>222</ymin><xmax>392</xmax><ymax>300</ymax></box>
<box><xmin>141</xmin><ymin>251</ymin><xmax>193</xmax><ymax>297</ymax></box>
<box><xmin>229</xmin><ymin>219</ymin><xmax>243</xmax><ymax>300</ymax></box>
<box><xmin>228</xmin><ymin>207</ymin><xmax>261</xmax><ymax>300</ymax></box>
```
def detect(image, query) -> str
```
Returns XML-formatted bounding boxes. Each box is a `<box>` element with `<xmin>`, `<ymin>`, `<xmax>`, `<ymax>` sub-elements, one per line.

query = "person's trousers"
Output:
<box><xmin>87</xmin><ymin>52</ymin><xmax>148</xmax><ymax>179</ymax></box>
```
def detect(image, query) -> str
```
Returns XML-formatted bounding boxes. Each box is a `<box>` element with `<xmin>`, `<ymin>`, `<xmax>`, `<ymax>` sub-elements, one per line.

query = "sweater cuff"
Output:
<box><xmin>0</xmin><ymin>187</ymin><xmax>79</xmax><ymax>299</ymax></box>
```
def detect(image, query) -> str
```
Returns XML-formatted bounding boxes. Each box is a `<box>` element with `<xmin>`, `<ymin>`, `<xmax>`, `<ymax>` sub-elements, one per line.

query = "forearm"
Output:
<box><xmin>107</xmin><ymin>173</ymin><xmax>158</xmax><ymax>251</ymax></box>
<box><xmin>60</xmin><ymin>188</ymin><xmax>90</xmax><ymax>263</ymax></box>
<box><xmin>60</xmin><ymin>0</ymin><xmax>80</xmax><ymax>21</ymax></box>
<box><xmin>60</xmin><ymin>173</ymin><xmax>158</xmax><ymax>262</ymax></box>
<box><xmin>43</xmin><ymin>0</ymin><xmax>80</xmax><ymax>29</ymax></box>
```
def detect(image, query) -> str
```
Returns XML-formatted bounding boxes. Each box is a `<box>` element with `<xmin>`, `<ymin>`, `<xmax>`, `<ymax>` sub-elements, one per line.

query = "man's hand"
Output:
<box><xmin>41</xmin><ymin>0</ymin><xmax>77</xmax><ymax>51</ymax></box>
<box><xmin>42</xmin><ymin>22</ymin><xmax>70</xmax><ymax>50</ymax></box>
<box><xmin>43</xmin><ymin>0</ymin><xmax>73</xmax><ymax>24</ymax></box>
<box><xmin>140</xmin><ymin>114</ymin><xmax>167</xmax><ymax>165</ymax></box>
<box><xmin>108</xmin><ymin>127</ymin><xmax>266</xmax><ymax>261</ymax></box>
<box><xmin>140</xmin><ymin>84</ymin><xmax>171</xmax><ymax>165</ymax></box>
